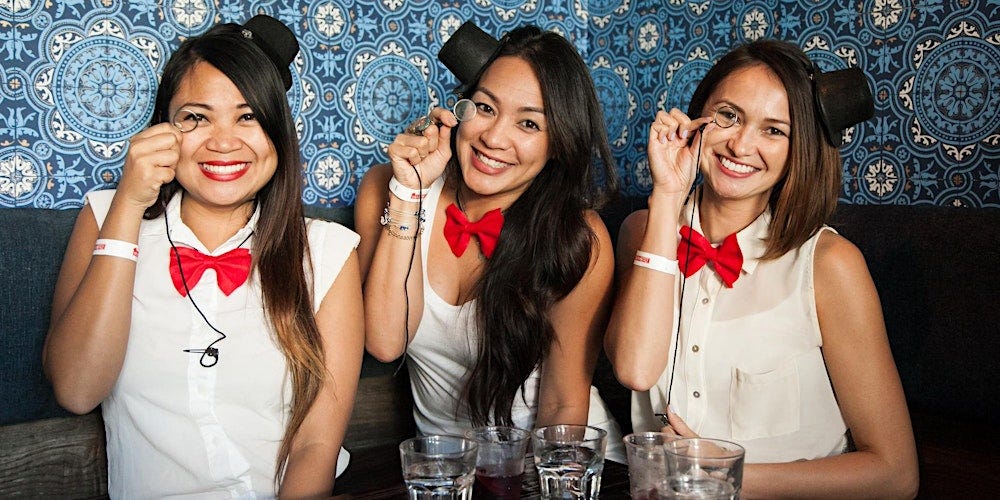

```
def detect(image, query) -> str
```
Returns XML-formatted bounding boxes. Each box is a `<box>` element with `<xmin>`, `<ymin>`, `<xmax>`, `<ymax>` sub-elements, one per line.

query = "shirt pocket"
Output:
<box><xmin>729</xmin><ymin>359</ymin><xmax>800</xmax><ymax>441</ymax></box>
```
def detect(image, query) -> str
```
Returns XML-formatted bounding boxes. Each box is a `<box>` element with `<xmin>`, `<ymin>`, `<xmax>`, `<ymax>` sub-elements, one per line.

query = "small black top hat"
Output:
<box><xmin>812</xmin><ymin>67</ymin><xmax>874</xmax><ymax>147</ymax></box>
<box><xmin>438</xmin><ymin>21</ymin><xmax>501</xmax><ymax>94</ymax></box>
<box><xmin>242</xmin><ymin>15</ymin><xmax>299</xmax><ymax>91</ymax></box>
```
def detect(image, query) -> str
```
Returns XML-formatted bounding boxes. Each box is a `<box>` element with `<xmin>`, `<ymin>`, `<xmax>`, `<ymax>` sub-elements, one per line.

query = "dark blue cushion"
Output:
<box><xmin>0</xmin><ymin>208</ymin><xmax>79</xmax><ymax>425</ymax></box>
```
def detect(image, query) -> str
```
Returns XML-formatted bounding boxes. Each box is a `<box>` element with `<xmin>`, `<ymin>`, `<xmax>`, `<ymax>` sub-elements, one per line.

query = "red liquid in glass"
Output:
<box><xmin>473</xmin><ymin>472</ymin><xmax>522</xmax><ymax>499</ymax></box>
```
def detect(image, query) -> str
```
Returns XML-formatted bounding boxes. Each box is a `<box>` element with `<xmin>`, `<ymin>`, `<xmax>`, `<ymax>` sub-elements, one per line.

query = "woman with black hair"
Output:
<box><xmin>606</xmin><ymin>39</ymin><xmax>918</xmax><ymax>497</ymax></box>
<box><xmin>44</xmin><ymin>16</ymin><xmax>362</xmax><ymax>497</ymax></box>
<box><xmin>356</xmin><ymin>25</ymin><xmax>625</xmax><ymax>462</ymax></box>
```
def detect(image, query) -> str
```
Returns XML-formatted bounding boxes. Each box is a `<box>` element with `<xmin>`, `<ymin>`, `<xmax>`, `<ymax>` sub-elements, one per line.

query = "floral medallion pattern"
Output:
<box><xmin>0</xmin><ymin>0</ymin><xmax>996</xmax><ymax>209</ymax></box>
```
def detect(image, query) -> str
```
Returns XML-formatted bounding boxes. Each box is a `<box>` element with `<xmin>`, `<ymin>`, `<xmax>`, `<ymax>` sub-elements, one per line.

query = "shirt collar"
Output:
<box><xmin>163</xmin><ymin>191</ymin><xmax>259</xmax><ymax>255</ymax></box>
<box><xmin>681</xmin><ymin>197</ymin><xmax>770</xmax><ymax>276</ymax></box>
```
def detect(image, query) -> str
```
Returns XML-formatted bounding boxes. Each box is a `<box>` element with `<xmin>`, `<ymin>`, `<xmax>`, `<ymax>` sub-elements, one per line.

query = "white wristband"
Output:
<box><xmin>93</xmin><ymin>239</ymin><xmax>139</xmax><ymax>262</ymax></box>
<box><xmin>633</xmin><ymin>250</ymin><xmax>677</xmax><ymax>275</ymax></box>
<box><xmin>389</xmin><ymin>176</ymin><xmax>428</xmax><ymax>202</ymax></box>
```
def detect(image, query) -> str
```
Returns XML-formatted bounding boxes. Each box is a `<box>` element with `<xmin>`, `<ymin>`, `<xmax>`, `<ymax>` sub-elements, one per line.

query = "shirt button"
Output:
<box><xmin>692</xmin><ymin>345</ymin><xmax>700</xmax><ymax>353</ymax></box>
<box><xmin>693</xmin><ymin>391</ymin><xmax>701</xmax><ymax>398</ymax></box>
<box><xmin>701</xmin><ymin>297</ymin><xmax>709</xmax><ymax>305</ymax></box>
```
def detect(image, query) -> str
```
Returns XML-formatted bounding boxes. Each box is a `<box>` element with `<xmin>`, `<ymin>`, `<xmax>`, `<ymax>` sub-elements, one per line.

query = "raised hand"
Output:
<box><xmin>117</xmin><ymin>122</ymin><xmax>182</xmax><ymax>210</ymax></box>
<box><xmin>647</xmin><ymin>108</ymin><xmax>715</xmax><ymax>198</ymax></box>
<box><xmin>387</xmin><ymin>106</ymin><xmax>460</xmax><ymax>190</ymax></box>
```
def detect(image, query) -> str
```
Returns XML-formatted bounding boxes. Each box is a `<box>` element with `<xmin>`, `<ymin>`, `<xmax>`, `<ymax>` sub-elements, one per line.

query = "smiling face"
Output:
<box><xmin>169</xmin><ymin>60</ymin><xmax>277</xmax><ymax>214</ymax></box>
<box><xmin>698</xmin><ymin>64</ymin><xmax>791</xmax><ymax>213</ymax></box>
<box><xmin>454</xmin><ymin>56</ymin><xmax>551</xmax><ymax>207</ymax></box>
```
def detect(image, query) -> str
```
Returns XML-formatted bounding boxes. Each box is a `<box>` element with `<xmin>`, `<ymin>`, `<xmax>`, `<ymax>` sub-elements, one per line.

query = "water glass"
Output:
<box><xmin>623</xmin><ymin>432</ymin><xmax>678</xmax><ymax>499</ymax></box>
<box><xmin>464</xmin><ymin>426</ymin><xmax>530</xmax><ymax>499</ymax></box>
<box><xmin>532</xmin><ymin>424</ymin><xmax>607</xmax><ymax>499</ymax></box>
<box><xmin>662</xmin><ymin>437</ymin><xmax>745</xmax><ymax>499</ymax></box>
<box><xmin>400</xmin><ymin>435</ymin><xmax>479</xmax><ymax>499</ymax></box>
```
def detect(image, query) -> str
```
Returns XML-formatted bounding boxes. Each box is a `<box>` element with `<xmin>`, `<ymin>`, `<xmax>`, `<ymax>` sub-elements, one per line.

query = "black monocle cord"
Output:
<box><xmin>165</xmin><ymin>205</ymin><xmax>253</xmax><ymax>368</ymax></box>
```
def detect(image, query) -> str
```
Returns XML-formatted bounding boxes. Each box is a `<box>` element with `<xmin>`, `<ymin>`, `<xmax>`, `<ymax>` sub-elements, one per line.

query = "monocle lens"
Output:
<box><xmin>453</xmin><ymin>99</ymin><xmax>476</xmax><ymax>122</ymax></box>
<box><xmin>171</xmin><ymin>108</ymin><xmax>200</xmax><ymax>133</ymax></box>
<box><xmin>713</xmin><ymin>105</ymin><xmax>739</xmax><ymax>129</ymax></box>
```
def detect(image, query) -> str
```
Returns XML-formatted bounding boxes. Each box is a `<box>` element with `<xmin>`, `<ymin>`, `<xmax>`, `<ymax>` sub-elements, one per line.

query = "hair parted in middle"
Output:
<box><xmin>447</xmin><ymin>25</ymin><xmax>620</xmax><ymax>427</ymax></box>
<box><xmin>143</xmin><ymin>20</ymin><xmax>321</xmax><ymax>483</ymax></box>
<box><xmin>687</xmin><ymin>39</ymin><xmax>843</xmax><ymax>260</ymax></box>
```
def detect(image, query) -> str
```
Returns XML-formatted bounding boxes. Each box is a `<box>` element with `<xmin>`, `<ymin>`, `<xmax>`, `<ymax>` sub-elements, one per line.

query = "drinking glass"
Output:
<box><xmin>532</xmin><ymin>424</ymin><xmax>607</xmax><ymax>499</ymax></box>
<box><xmin>623</xmin><ymin>432</ymin><xmax>678</xmax><ymax>499</ymax></box>
<box><xmin>661</xmin><ymin>437</ymin><xmax>745</xmax><ymax>499</ymax></box>
<box><xmin>465</xmin><ymin>426</ymin><xmax>530</xmax><ymax>499</ymax></box>
<box><xmin>400</xmin><ymin>435</ymin><xmax>479</xmax><ymax>499</ymax></box>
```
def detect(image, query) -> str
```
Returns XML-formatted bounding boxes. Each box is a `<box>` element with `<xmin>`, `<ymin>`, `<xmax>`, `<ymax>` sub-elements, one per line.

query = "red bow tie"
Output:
<box><xmin>169</xmin><ymin>246</ymin><xmax>252</xmax><ymax>296</ymax></box>
<box><xmin>443</xmin><ymin>203</ymin><xmax>504</xmax><ymax>259</ymax></box>
<box><xmin>677</xmin><ymin>225</ymin><xmax>743</xmax><ymax>288</ymax></box>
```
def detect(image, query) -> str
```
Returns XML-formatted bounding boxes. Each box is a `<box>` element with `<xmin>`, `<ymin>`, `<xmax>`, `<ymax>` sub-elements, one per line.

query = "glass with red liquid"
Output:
<box><xmin>465</xmin><ymin>426</ymin><xmax>530</xmax><ymax>499</ymax></box>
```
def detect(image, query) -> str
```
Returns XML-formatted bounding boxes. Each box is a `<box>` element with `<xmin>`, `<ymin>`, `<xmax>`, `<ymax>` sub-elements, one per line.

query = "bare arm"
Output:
<box><xmin>535</xmin><ymin>212</ymin><xmax>615</xmax><ymax>427</ymax></box>
<box><xmin>356</xmin><ymin>163</ymin><xmax>426</xmax><ymax>362</ymax></box>
<box><xmin>279</xmin><ymin>251</ymin><xmax>365</xmax><ymax>498</ymax></box>
<box><xmin>739</xmin><ymin>232</ymin><xmax>919</xmax><ymax>499</ymax></box>
<box><xmin>43</xmin><ymin>124</ymin><xmax>180</xmax><ymax>413</ymax></box>
<box><xmin>359</xmin><ymin>108</ymin><xmax>458</xmax><ymax>362</ymax></box>
<box><xmin>605</xmin><ymin>110</ymin><xmax>709</xmax><ymax>390</ymax></box>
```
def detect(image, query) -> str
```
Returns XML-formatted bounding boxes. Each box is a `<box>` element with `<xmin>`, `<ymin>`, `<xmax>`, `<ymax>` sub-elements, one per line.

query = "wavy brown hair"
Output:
<box><xmin>448</xmin><ymin>26</ymin><xmax>619</xmax><ymax>426</ymax></box>
<box><xmin>143</xmin><ymin>23</ymin><xmax>323</xmax><ymax>484</ymax></box>
<box><xmin>687</xmin><ymin>39</ymin><xmax>842</xmax><ymax>260</ymax></box>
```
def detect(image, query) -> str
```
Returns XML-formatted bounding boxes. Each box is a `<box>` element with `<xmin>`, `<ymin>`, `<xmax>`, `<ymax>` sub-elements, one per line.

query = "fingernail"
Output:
<box><xmin>680</xmin><ymin>129</ymin><xmax>689</xmax><ymax>139</ymax></box>
<box><xmin>668</xmin><ymin>132</ymin><xmax>677</xmax><ymax>141</ymax></box>
<box><xmin>668</xmin><ymin>404</ymin><xmax>677</xmax><ymax>414</ymax></box>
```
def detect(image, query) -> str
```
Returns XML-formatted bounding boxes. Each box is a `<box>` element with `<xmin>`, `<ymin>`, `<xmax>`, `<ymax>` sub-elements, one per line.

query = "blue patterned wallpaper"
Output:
<box><xmin>1</xmin><ymin>0</ymin><xmax>997</xmax><ymax>210</ymax></box>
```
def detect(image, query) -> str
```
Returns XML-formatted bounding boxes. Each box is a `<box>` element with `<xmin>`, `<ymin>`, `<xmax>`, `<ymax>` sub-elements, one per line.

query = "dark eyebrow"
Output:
<box><xmin>172</xmin><ymin>103</ymin><xmax>253</xmax><ymax>111</ymax></box>
<box><xmin>719</xmin><ymin>100</ymin><xmax>790</xmax><ymax>128</ymax></box>
<box><xmin>477</xmin><ymin>87</ymin><xmax>545</xmax><ymax>115</ymax></box>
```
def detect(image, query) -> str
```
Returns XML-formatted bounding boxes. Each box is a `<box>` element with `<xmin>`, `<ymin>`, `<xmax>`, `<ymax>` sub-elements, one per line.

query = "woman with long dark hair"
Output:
<box><xmin>356</xmin><ymin>25</ymin><xmax>625</xmax><ymax>462</ymax></box>
<box><xmin>44</xmin><ymin>16</ymin><xmax>363</xmax><ymax>497</ymax></box>
<box><xmin>606</xmin><ymin>39</ymin><xmax>918</xmax><ymax>496</ymax></box>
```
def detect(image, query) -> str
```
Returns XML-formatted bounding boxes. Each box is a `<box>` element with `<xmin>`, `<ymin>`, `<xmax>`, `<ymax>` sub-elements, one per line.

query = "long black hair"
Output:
<box><xmin>452</xmin><ymin>26</ymin><xmax>619</xmax><ymax>426</ymax></box>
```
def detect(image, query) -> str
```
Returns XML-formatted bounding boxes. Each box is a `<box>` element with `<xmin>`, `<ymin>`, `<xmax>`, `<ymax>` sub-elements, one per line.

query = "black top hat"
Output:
<box><xmin>812</xmin><ymin>67</ymin><xmax>874</xmax><ymax>147</ymax></box>
<box><xmin>438</xmin><ymin>21</ymin><xmax>501</xmax><ymax>94</ymax></box>
<box><xmin>242</xmin><ymin>15</ymin><xmax>299</xmax><ymax>91</ymax></box>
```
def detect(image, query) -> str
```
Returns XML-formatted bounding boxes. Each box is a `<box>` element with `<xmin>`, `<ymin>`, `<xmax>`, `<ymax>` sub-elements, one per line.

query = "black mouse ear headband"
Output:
<box><xmin>811</xmin><ymin>65</ymin><xmax>874</xmax><ymax>147</ymax></box>
<box><xmin>240</xmin><ymin>15</ymin><xmax>299</xmax><ymax>91</ymax></box>
<box><xmin>437</xmin><ymin>21</ymin><xmax>502</xmax><ymax>95</ymax></box>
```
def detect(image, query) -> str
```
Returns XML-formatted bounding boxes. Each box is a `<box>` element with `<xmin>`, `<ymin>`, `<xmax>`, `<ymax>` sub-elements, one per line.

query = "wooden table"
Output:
<box><xmin>332</xmin><ymin>443</ymin><xmax>631</xmax><ymax>499</ymax></box>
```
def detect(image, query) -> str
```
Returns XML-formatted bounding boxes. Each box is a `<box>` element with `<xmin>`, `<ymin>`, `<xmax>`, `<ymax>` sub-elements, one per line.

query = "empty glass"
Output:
<box><xmin>623</xmin><ymin>432</ymin><xmax>678</xmax><ymax>499</ymax></box>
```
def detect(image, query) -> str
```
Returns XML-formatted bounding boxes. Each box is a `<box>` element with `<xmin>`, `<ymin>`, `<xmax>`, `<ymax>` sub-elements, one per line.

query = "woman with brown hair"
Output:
<box><xmin>43</xmin><ymin>15</ymin><xmax>362</xmax><ymax>498</ymax></box>
<box><xmin>606</xmin><ymin>39</ymin><xmax>918</xmax><ymax>497</ymax></box>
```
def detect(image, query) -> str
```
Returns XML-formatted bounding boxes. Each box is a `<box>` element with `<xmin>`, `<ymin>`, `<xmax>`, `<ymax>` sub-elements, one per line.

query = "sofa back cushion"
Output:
<box><xmin>1</xmin><ymin>208</ymin><xmax>79</xmax><ymax>425</ymax></box>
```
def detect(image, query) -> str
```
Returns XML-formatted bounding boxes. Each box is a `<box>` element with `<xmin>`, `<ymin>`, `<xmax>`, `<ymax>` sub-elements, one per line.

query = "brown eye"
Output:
<box><xmin>713</xmin><ymin>105</ymin><xmax>740</xmax><ymax>129</ymax></box>
<box><xmin>171</xmin><ymin>108</ymin><xmax>205</xmax><ymax>133</ymax></box>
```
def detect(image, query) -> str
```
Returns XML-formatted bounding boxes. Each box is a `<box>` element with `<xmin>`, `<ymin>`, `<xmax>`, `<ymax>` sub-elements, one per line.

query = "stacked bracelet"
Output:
<box><xmin>380</xmin><ymin>202</ymin><xmax>424</xmax><ymax>239</ymax></box>
<box><xmin>389</xmin><ymin>176</ymin><xmax>428</xmax><ymax>202</ymax></box>
<box><xmin>93</xmin><ymin>239</ymin><xmax>139</xmax><ymax>262</ymax></box>
<box><xmin>633</xmin><ymin>250</ymin><xmax>678</xmax><ymax>275</ymax></box>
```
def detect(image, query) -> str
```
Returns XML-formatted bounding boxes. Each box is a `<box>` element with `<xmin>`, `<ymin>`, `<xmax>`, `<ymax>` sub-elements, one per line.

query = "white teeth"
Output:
<box><xmin>201</xmin><ymin>163</ymin><xmax>248</xmax><ymax>174</ymax></box>
<box><xmin>475</xmin><ymin>151</ymin><xmax>511</xmax><ymax>169</ymax></box>
<box><xmin>720</xmin><ymin>157</ymin><xmax>756</xmax><ymax>174</ymax></box>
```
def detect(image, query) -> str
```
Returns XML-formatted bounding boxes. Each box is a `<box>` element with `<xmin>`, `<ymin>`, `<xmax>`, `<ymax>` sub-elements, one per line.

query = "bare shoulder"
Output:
<box><xmin>619</xmin><ymin>209</ymin><xmax>650</xmax><ymax>247</ymax></box>
<box><xmin>357</xmin><ymin>163</ymin><xmax>393</xmax><ymax>197</ymax></box>
<box><xmin>814</xmin><ymin>229</ymin><xmax>871</xmax><ymax>288</ymax></box>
